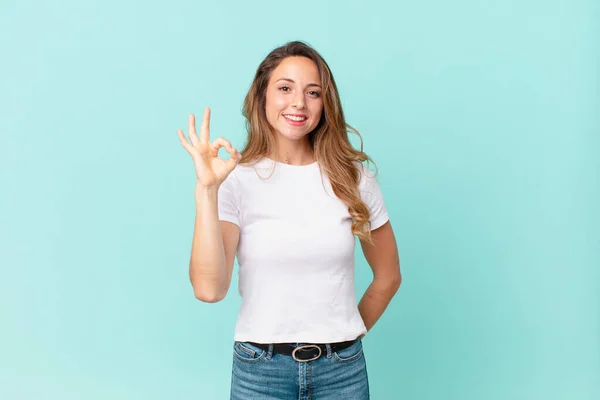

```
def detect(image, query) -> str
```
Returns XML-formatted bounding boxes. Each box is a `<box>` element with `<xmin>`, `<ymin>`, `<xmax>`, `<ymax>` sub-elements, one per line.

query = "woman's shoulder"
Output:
<box><xmin>352</xmin><ymin>161</ymin><xmax>379</xmax><ymax>188</ymax></box>
<box><xmin>223</xmin><ymin>158</ymin><xmax>272</xmax><ymax>186</ymax></box>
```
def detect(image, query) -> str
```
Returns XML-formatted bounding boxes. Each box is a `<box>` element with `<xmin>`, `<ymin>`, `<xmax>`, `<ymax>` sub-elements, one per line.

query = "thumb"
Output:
<box><xmin>226</xmin><ymin>148</ymin><xmax>241</xmax><ymax>171</ymax></box>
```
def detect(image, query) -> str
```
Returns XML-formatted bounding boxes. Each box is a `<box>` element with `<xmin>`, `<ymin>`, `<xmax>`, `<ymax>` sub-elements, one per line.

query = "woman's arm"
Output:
<box><xmin>357</xmin><ymin>220</ymin><xmax>402</xmax><ymax>336</ymax></box>
<box><xmin>188</xmin><ymin>185</ymin><xmax>238</xmax><ymax>303</ymax></box>
<box><xmin>177</xmin><ymin>109</ymin><xmax>241</xmax><ymax>303</ymax></box>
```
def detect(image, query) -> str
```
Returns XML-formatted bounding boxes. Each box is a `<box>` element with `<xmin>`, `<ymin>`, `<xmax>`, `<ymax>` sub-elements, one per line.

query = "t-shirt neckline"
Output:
<box><xmin>264</xmin><ymin>157</ymin><xmax>319</xmax><ymax>169</ymax></box>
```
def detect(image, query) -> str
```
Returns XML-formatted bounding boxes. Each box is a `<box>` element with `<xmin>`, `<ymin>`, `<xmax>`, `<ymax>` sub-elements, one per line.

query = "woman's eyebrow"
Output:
<box><xmin>276</xmin><ymin>78</ymin><xmax>321</xmax><ymax>88</ymax></box>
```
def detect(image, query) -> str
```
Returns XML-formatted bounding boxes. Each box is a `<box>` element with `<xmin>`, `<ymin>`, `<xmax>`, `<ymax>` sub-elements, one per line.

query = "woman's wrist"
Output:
<box><xmin>194</xmin><ymin>183</ymin><xmax>219</xmax><ymax>197</ymax></box>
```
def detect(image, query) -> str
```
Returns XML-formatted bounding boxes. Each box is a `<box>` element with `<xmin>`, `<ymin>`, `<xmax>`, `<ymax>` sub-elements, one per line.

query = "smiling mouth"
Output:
<box><xmin>283</xmin><ymin>114</ymin><xmax>307</xmax><ymax>122</ymax></box>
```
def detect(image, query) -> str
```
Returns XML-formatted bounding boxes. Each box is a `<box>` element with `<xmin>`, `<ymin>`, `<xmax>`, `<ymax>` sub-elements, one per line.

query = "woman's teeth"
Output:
<box><xmin>284</xmin><ymin>115</ymin><xmax>306</xmax><ymax>121</ymax></box>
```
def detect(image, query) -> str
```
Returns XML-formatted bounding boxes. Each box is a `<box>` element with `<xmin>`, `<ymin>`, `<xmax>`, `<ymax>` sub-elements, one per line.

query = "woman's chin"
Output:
<box><xmin>277</xmin><ymin>128</ymin><xmax>310</xmax><ymax>141</ymax></box>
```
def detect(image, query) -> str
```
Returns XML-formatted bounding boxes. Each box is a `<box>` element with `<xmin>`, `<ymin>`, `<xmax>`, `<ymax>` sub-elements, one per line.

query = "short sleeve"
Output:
<box><xmin>357</xmin><ymin>163</ymin><xmax>389</xmax><ymax>231</ymax></box>
<box><xmin>218</xmin><ymin>171</ymin><xmax>240</xmax><ymax>226</ymax></box>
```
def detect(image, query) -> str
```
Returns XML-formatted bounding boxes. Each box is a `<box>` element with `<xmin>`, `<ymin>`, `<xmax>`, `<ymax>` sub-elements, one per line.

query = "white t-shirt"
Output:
<box><xmin>217</xmin><ymin>157</ymin><xmax>389</xmax><ymax>344</ymax></box>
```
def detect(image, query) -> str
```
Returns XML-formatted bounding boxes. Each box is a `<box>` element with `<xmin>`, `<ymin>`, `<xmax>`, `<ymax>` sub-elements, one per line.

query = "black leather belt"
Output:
<box><xmin>247</xmin><ymin>338</ymin><xmax>358</xmax><ymax>362</ymax></box>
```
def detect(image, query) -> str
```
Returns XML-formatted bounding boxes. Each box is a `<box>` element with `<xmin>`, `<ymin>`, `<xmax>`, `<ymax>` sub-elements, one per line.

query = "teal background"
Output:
<box><xmin>1</xmin><ymin>0</ymin><xmax>598</xmax><ymax>399</ymax></box>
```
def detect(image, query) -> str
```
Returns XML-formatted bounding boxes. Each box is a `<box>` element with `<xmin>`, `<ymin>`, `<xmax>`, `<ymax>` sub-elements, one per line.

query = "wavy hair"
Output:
<box><xmin>239</xmin><ymin>40</ymin><xmax>379</xmax><ymax>244</ymax></box>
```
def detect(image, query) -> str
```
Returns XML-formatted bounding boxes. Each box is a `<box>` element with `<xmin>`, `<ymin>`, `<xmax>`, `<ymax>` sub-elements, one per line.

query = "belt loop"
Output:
<box><xmin>267</xmin><ymin>344</ymin><xmax>274</xmax><ymax>360</ymax></box>
<box><xmin>325</xmin><ymin>343</ymin><xmax>332</xmax><ymax>358</ymax></box>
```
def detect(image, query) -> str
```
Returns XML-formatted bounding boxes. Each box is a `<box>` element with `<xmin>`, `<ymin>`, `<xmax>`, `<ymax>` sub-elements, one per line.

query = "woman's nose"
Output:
<box><xmin>292</xmin><ymin>92</ymin><xmax>305</xmax><ymax>109</ymax></box>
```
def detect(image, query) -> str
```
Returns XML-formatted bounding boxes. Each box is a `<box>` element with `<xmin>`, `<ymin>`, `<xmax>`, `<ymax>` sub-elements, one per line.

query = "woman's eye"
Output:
<box><xmin>279</xmin><ymin>86</ymin><xmax>290</xmax><ymax>92</ymax></box>
<box><xmin>309</xmin><ymin>91</ymin><xmax>321</xmax><ymax>97</ymax></box>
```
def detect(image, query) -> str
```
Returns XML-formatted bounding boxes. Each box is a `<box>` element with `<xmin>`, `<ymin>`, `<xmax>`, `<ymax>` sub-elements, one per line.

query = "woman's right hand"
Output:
<box><xmin>177</xmin><ymin>107</ymin><xmax>241</xmax><ymax>188</ymax></box>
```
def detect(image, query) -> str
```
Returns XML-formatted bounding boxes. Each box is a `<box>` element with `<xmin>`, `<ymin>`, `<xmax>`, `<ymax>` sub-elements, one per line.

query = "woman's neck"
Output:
<box><xmin>270</xmin><ymin>140</ymin><xmax>315</xmax><ymax>166</ymax></box>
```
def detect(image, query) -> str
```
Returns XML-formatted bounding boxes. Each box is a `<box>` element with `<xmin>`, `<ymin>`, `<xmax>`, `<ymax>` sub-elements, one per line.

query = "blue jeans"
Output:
<box><xmin>230</xmin><ymin>338</ymin><xmax>370</xmax><ymax>399</ymax></box>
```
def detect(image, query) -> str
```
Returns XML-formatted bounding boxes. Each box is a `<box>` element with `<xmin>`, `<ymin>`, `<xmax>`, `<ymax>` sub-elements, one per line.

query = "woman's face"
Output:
<box><xmin>265</xmin><ymin>56</ymin><xmax>323</xmax><ymax>142</ymax></box>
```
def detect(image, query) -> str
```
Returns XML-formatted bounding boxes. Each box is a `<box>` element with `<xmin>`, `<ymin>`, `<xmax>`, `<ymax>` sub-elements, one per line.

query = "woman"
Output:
<box><xmin>177</xmin><ymin>41</ymin><xmax>401</xmax><ymax>400</ymax></box>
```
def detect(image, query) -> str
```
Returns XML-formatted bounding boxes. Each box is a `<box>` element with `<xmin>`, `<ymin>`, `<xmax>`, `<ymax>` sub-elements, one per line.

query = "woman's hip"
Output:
<box><xmin>230</xmin><ymin>338</ymin><xmax>369</xmax><ymax>400</ymax></box>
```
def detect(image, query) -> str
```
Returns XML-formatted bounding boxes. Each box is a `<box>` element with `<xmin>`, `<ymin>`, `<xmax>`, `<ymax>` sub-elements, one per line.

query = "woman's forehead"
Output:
<box><xmin>270</xmin><ymin>57</ymin><xmax>320</xmax><ymax>83</ymax></box>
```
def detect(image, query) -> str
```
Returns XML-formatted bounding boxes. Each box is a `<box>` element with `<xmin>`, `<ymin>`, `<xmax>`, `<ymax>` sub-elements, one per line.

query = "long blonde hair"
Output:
<box><xmin>239</xmin><ymin>41</ymin><xmax>379</xmax><ymax>244</ymax></box>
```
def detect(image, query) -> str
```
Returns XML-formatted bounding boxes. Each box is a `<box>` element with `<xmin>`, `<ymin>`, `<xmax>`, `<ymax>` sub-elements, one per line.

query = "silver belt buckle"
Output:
<box><xmin>292</xmin><ymin>345</ymin><xmax>322</xmax><ymax>362</ymax></box>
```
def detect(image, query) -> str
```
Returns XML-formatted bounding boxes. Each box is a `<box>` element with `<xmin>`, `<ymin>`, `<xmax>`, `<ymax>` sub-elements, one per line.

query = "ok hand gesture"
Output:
<box><xmin>177</xmin><ymin>108</ymin><xmax>241</xmax><ymax>188</ymax></box>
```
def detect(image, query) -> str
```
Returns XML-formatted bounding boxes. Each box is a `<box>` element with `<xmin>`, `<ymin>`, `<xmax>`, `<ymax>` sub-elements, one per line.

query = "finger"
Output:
<box><xmin>210</xmin><ymin>137</ymin><xmax>240</xmax><ymax>168</ymax></box>
<box><xmin>226</xmin><ymin>147</ymin><xmax>242</xmax><ymax>170</ymax></box>
<box><xmin>177</xmin><ymin>129</ymin><xmax>193</xmax><ymax>153</ymax></box>
<box><xmin>188</xmin><ymin>114</ymin><xmax>199</xmax><ymax>145</ymax></box>
<box><xmin>200</xmin><ymin>107</ymin><xmax>211</xmax><ymax>143</ymax></box>
<box><xmin>210</xmin><ymin>137</ymin><xmax>233</xmax><ymax>154</ymax></box>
